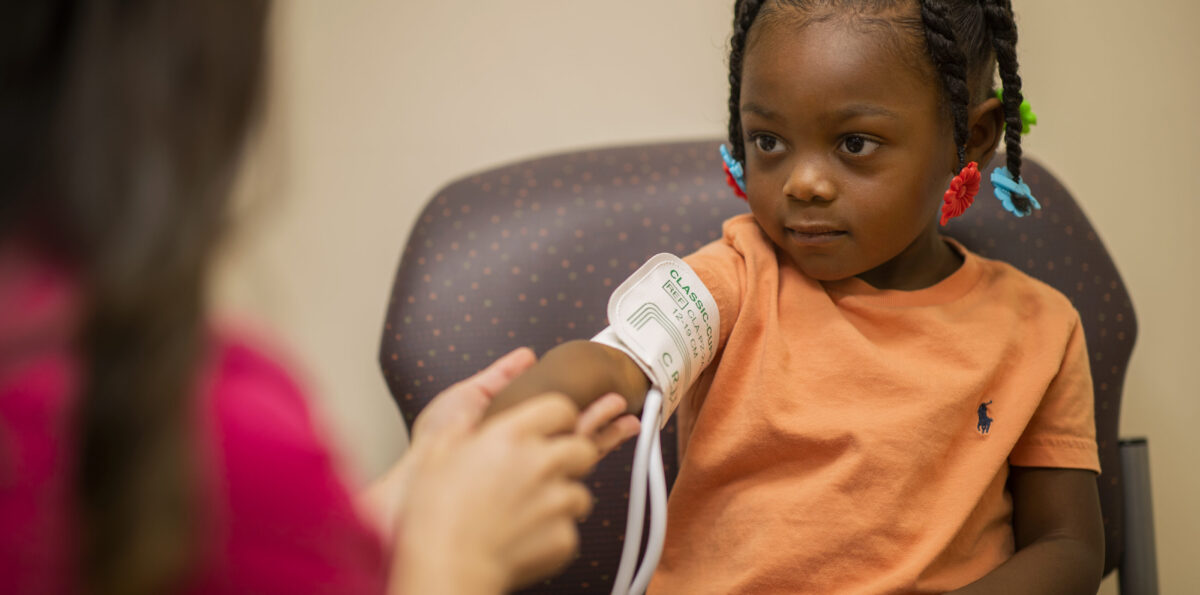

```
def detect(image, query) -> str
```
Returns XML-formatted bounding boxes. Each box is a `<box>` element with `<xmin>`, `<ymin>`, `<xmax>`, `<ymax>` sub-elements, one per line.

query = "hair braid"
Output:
<box><xmin>918</xmin><ymin>0</ymin><xmax>971</xmax><ymax>169</ymax></box>
<box><xmin>981</xmin><ymin>0</ymin><xmax>1031</xmax><ymax>213</ymax></box>
<box><xmin>727</xmin><ymin>0</ymin><xmax>767</xmax><ymax>165</ymax></box>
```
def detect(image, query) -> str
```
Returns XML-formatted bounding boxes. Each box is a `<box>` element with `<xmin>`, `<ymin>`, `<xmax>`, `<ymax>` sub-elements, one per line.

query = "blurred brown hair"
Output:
<box><xmin>1</xmin><ymin>1</ymin><xmax>269</xmax><ymax>593</ymax></box>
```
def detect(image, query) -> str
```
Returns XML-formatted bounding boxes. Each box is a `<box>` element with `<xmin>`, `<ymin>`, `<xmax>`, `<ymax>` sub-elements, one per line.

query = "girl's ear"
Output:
<box><xmin>966</xmin><ymin>96</ymin><xmax>1005</xmax><ymax>166</ymax></box>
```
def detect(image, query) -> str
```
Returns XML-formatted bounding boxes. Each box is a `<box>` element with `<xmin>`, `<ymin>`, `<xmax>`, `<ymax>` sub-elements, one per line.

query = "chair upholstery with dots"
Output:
<box><xmin>378</xmin><ymin>139</ymin><xmax>1136</xmax><ymax>591</ymax></box>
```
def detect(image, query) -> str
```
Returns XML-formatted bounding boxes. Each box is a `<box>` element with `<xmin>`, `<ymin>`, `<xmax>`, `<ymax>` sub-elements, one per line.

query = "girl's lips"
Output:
<box><xmin>788</xmin><ymin>222</ymin><xmax>844</xmax><ymax>234</ymax></box>
<box><xmin>786</xmin><ymin>226</ymin><xmax>847</xmax><ymax>245</ymax></box>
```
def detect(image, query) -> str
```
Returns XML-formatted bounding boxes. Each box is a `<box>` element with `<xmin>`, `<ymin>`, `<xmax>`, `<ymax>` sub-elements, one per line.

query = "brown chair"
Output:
<box><xmin>379</xmin><ymin>140</ymin><xmax>1153</xmax><ymax>593</ymax></box>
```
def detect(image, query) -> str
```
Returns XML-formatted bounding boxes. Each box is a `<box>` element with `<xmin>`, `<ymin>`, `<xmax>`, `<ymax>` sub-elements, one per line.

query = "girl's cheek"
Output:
<box><xmin>747</xmin><ymin>193</ymin><xmax>781</xmax><ymax>237</ymax></box>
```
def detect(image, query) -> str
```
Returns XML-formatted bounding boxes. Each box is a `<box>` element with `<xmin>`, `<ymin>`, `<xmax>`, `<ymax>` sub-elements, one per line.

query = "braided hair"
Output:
<box><xmin>726</xmin><ymin>0</ymin><xmax>1032</xmax><ymax>212</ymax></box>
<box><xmin>726</xmin><ymin>0</ymin><xmax>768</xmax><ymax>166</ymax></box>
<box><xmin>980</xmin><ymin>0</ymin><xmax>1031</xmax><ymax>213</ymax></box>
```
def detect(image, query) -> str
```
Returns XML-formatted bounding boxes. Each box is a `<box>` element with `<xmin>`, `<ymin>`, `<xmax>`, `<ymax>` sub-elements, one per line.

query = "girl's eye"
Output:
<box><xmin>752</xmin><ymin>135</ymin><xmax>784</xmax><ymax>154</ymax></box>
<box><xmin>839</xmin><ymin>135</ymin><xmax>881</xmax><ymax>156</ymax></box>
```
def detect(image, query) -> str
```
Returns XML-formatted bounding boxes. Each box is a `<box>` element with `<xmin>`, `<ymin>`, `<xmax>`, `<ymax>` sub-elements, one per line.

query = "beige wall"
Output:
<box><xmin>216</xmin><ymin>1</ymin><xmax>1198</xmax><ymax>591</ymax></box>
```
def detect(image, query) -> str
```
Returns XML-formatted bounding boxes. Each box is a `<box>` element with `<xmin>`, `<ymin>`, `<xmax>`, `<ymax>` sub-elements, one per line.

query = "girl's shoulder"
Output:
<box><xmin>719</xmin><ymin>213</ymin><xmax>772</xmax><ymax>254</ymax></box>
<box><xmin>963</xmin><ymin>244</ymin><xmax>1082</xmax><ymax>325</ymax></box>
<box><xmin>686</xmin><ymin>213</ymin><xmax>776</xmax><ymax>273</ymax></box>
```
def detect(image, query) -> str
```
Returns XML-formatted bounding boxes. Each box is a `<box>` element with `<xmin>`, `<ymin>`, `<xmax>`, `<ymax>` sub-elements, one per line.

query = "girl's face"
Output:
<box><xmin>740</xmin><ymin>13</ymin><xmax>960</xmax><ymax>287</ymax></box>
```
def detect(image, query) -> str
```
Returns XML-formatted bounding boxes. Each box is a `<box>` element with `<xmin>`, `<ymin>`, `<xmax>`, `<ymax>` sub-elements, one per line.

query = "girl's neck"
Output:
<box><xmin>854</xmin><ymin>224</ymin><xmax>962</xmax><ymax>291</ymax></box>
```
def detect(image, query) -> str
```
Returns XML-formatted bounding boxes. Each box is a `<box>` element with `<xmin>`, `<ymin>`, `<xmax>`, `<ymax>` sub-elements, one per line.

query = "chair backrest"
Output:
<box><xmin>379</xmin><ymin>139</ymin><xmax>1136</xmax><ymax>592</ymax></box>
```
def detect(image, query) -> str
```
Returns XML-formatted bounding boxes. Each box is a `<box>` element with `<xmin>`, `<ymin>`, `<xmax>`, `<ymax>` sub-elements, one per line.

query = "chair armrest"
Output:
<box><xmin>1118</xmin><ymin>438</ymin><xmax>1158</xmax><ymax>595</ymax></box>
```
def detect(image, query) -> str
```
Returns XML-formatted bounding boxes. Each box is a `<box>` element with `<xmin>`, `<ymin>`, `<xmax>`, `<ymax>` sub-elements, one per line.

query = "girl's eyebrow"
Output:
<box><xmin>742</xmin><ymin>102</ymin><xmax>901</xmax><ymax>122</ymax></box>
<box><xmin>740</xmin><ymin>102</ymin><xmax>779</xmax><ymax>120</ymax></box>
<box><xmin>832</xmin><ymin>103</ymin><xmax>902</xmax><ymax>121</ymax></box>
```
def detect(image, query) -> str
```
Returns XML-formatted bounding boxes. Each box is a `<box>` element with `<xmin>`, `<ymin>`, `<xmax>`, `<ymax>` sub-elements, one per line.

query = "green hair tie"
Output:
<box><xmin>995</xmin><ymin>88</ymin><xmax>1037</xmax><ymax>135</ymax></box>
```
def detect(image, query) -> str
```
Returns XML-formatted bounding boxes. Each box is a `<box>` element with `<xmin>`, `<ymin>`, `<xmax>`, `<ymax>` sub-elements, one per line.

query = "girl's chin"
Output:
<box><xmin>777</xmin><ymin>251</ymin><xmax>862</xmax><ymax>283</ymax></box>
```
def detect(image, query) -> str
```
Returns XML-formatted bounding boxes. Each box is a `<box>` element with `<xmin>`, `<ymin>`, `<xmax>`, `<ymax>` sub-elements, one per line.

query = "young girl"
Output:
<box><xmin>488</xmin><ymin>0</ymin><xmax>1104</xmax><ymax>592</ymax></box>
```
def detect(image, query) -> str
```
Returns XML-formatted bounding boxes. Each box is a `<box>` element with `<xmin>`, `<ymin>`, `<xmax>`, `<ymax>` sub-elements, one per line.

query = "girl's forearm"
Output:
<box><xmin>485</xmin><ymin>340</ymin><xmax>650</xmax><ymax>418</ymax></box>
<box><xmin>949</xmin><ymin>535</ymin><xmax>1103</xmax><ymax>595</ymax></box>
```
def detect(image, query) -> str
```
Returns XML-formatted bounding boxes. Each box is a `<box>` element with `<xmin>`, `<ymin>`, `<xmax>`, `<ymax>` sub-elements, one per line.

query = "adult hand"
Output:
<box><xmin>410</xmin><ymin>347</ymin><xmax>539</xmax><ymax>451</ymax></box>
<box><xmin>411</xmin><ymin>347</ymin><xmax>639</xmax><ymax>455</ymax></box>
<box><xmin>395</xmin><ymin>394</ymin><xmax>600</xmax><ymax>595</ymax></box>
<box><xmin>360</xmin><ymin>347</ymin><xmax>538</xmax><ymax>539</ymax></box>
<box><xmin>365</xmin><ymin>347</ymin><xmax>640</xmax><ymax>583</ymax></box>
<box><xmin>575</xmin><ymin>393</ymin><xmax>641</xmax><ymax>459</ymax></box>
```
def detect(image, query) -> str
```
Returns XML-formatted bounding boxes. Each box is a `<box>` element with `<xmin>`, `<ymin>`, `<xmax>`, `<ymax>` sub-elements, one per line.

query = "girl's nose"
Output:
<box><xmin>782</xmin><ymin>158</ymin><xmax>835</xmax><ymax>203</ymax></box>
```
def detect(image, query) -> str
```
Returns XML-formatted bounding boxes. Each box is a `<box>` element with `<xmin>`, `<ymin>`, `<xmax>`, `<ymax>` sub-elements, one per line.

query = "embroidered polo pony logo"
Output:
<box><xmin>976</xmin><ymin>401</ymin><xmax>994</xmax><ymax>435</ymax></box>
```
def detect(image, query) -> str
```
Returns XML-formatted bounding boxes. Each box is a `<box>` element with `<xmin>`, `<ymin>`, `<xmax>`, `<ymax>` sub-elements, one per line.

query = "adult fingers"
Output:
<box><xmin>575</xmin><ymin>393</ymin><xmax>629</xmax><ymax>437</ymax></box>
<box><xmin>591</xmin><ymin>414</ymin><xmax>642</xmax><ymax>458</ymax></box>
<box><xmin>505</xmin><ymin>517</ymin><xmax>582</xmax><ymax>590</ymax></box>
<box><xmin>539</xmin><ymin>435</ymin><xmax>601</xmax><ymax>480</ymax></box>
<box><xmin>459</xmin><ymin>346</ymin><xmax>538</xmax><ymax>398</ymax></box>
<box><xmin>417</xmin><ymin>348</ymin><xmax>539</xmax><ymax>440</ymax></box>
<box><xmin>412</xmin><ymin>389</ymin><xmax>488</xmax><ymax>445</ymax></box>
<box><xmin>576</xmin><ymin>393</ymin><xmax>642</xmax><ymax>457</ymax></box>
<box><xmin>562</xmin><ymin>481</ymin><xmax>595</xmax><ymax>520</ymax></box>
<box><xmin>492</xmin><ymin>393</ymin><xmax>579</xmax><ymax>439</ymax></box>
<box><xmin>520</xmin><ymin>479</ymin><xmax>594</xmax><ymax>522</ymax></box>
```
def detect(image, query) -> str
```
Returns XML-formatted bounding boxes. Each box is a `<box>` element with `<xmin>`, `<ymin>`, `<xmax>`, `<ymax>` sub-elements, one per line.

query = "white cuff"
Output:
<box><xmin>591</xmin><ymin>254</ymin><xmax>720</xmax><ymax>426</ymax></box>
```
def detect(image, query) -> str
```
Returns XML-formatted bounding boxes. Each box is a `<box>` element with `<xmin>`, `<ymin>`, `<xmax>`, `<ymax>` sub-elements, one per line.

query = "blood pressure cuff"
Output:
<box><xmin>592</xmin><ymin>254</ymin><xmax>720</xmax><ymax>427</ymax></box>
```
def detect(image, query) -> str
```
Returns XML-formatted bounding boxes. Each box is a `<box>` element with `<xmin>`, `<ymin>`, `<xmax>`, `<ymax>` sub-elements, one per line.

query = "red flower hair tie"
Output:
<box><xmin>722</xmin><ymin>162</ymin><xmax>747</xmax><ymax>201</ymax></box>
<box><xmin>940</xmin><ymin>161</ymin><xmax>980</xmax><ymax>226</ymax></box>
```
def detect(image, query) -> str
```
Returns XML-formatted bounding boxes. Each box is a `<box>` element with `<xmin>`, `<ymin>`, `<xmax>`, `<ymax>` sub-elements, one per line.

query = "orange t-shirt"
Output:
<box><xmin>649</xmin><ymin>214</ymin><xmax>1099</xmax><ymax>594</ymax></box>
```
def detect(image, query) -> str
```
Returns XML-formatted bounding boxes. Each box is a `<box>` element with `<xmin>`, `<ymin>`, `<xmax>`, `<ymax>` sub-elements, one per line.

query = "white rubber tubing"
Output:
<box><xmin>630</xmin><ymin>414</ymin><xmax>668</xmax><ymax>595</ymax></box>
<box><xmin>611</xmin><ymin>388</ymin><xmax>666</xmax><ymax>595</ymax></box>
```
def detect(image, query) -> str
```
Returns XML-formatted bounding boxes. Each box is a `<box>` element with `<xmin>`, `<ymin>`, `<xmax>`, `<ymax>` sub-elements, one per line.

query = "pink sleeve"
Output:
<box><xmin>193</xmin><ymin>336</ymin><xmax>388</xmax><ymax>594</ymax></box>
<box><xmin>1008</xmin><ymin>315</ymin><xmax>1102</xmax><ymax>473</ymax></box>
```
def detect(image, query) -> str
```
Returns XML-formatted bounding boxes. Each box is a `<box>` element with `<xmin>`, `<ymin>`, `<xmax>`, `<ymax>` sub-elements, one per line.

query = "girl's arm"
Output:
<box><xmin>485</xmin><ymin>340</ymin><xmax>652</xmax><ymax>419</ymax></box>
<box><xmin>949</xmin><ymin>467</ymin><xmax>1105</xmax><ymax>595</ymax></box>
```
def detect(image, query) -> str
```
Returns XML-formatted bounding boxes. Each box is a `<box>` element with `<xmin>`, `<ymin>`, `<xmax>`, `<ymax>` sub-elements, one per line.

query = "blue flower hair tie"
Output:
<box><xmin>990</xmin><ymin>166</ymin><xmax>1041</xmax><ymax>217</ymax></box>
<box><xmin>719</xmin><ymin>144</ymin><xmax>747</xmax><ymax>199</ymax></box>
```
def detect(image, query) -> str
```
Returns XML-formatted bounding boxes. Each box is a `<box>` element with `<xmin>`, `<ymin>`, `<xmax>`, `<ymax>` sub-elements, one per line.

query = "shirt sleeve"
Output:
<box><xmin>677</xmin><ymin>234</ymin><xmax>746</xmax><ymax>459</ymax></box>
<box><xmin>683</xmin><ymin>236</ymin><xmax>746</xmax><ymax>354</ymax></box>
<box><xmin>1008</xmin><ymin>313</ymin><xmax>1101</xmax><ymax>473</ymax></box>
